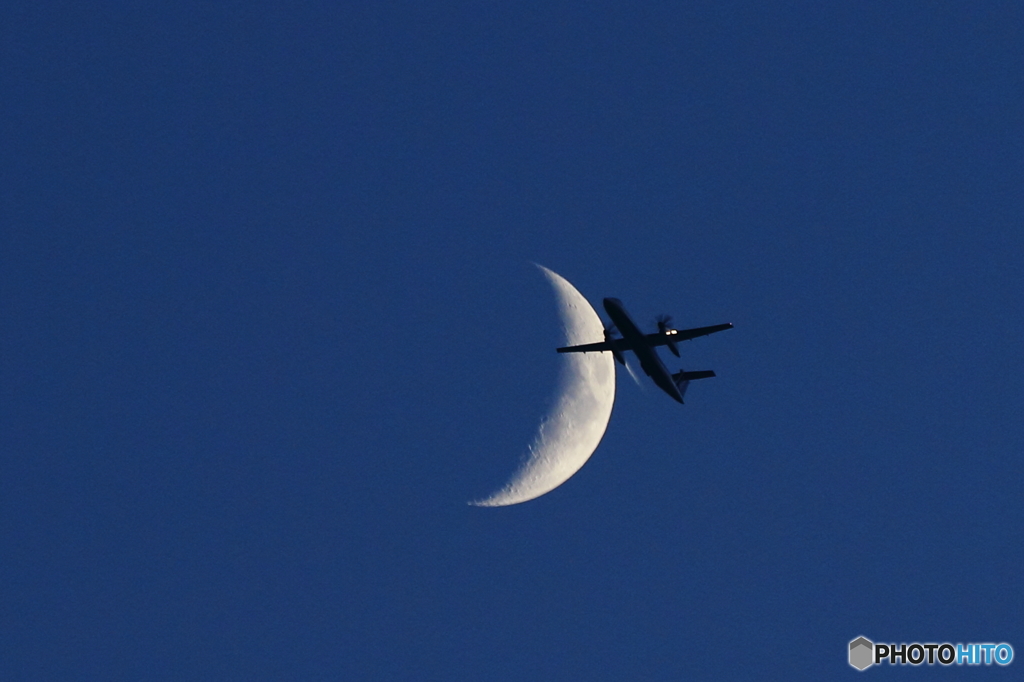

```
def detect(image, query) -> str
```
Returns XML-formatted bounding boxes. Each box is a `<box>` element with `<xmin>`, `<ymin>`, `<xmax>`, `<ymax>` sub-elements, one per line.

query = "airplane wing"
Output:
<box><xmin>556</xmin><ymin>337</ymin><xmax>630</xmax><ymax>354</ymax></box>
<box><xmin>557</xmin><ymin>323</ymin><xmax>732</xmax><ymax>353</ymax></box>
<box><xmin>645</xmin><ymin>322</ymin><xmax>733</xmax><ymax>346</ymax></box>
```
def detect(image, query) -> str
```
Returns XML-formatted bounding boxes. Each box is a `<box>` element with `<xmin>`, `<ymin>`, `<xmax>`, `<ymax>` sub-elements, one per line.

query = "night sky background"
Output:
<box><xmin>3</xmin><ymin>2</ymin><xmax>1023</xmax><ymax>679</ymax></box>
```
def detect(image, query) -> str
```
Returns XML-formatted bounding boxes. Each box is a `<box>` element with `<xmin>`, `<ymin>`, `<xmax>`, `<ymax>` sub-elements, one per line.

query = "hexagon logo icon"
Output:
<box><xmin>849</xmin><ymin>636</ymin><xmax>874</xmax><ymax>670</ymax></box>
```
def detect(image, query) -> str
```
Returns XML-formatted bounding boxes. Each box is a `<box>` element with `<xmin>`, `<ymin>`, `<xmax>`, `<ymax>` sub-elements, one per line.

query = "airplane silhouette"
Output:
<box><xmin>557</xmin><ymin>297</ymin><xmax>732</xmax><ymax>403</ymax></box>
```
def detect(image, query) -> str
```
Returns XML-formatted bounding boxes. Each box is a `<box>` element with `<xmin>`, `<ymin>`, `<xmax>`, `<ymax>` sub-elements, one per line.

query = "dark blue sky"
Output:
<box><xmin>3</xmin><ymin>2</ymin><xmax>1022</xmax><ymax>679</ymax></box>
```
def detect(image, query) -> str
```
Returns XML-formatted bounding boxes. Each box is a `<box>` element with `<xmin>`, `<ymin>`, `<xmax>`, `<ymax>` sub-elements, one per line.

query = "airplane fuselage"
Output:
<box><xmin>603</xmin><ymin>297</ymin><xmax>685</xmax><ymax>403</ymax></box>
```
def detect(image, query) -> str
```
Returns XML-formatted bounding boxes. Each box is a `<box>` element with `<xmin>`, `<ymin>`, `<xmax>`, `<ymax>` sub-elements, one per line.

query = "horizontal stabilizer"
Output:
<box><xmin>671</xmin><ymin>369</ymin><xmax>716</xmax><ymax>402</ymax></box>
<box><xmin>676</xmin><ymin>370</ymin><xmax>715</xmax><ymax>381</ymax></box>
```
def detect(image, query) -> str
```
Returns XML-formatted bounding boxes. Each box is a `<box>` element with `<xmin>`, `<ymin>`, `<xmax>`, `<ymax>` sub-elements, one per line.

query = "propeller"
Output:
<box><xmin>656</xmin><ymin>314</ymin><xmax>681</xmax><ymax>357</ymax></box>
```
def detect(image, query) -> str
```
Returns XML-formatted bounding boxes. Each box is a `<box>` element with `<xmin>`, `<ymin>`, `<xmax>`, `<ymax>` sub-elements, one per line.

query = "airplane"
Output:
<box><xmin>557</xmin><ymin>297</ymin><xmax>732</xmax><ymax>404</ymax></box>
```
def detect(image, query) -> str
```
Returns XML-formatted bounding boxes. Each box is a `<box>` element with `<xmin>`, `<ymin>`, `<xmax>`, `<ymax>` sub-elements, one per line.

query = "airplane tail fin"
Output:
<box><xmin>671</xmin><ymin>369</ymin><xmax>716</xmax><ymax>400</ymax></box>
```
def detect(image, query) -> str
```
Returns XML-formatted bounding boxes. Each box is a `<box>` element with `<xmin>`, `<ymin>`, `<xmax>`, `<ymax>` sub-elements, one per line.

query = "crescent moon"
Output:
<box><xmin>472</xmin><ymin>265</ymin><xmax>616</xmax><ymax>506</ymax></box>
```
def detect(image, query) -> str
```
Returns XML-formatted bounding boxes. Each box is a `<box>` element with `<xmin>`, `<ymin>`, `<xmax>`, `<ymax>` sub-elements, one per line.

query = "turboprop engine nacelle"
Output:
<box><xmin>658</xmin><ymin>319</ymin><xmax>681</xmax><ymax>357</ymax></box>
<box><xmin>604</xmin><ymin>328</ymin><xmax>625</xmax><ymax>365</ymax></box>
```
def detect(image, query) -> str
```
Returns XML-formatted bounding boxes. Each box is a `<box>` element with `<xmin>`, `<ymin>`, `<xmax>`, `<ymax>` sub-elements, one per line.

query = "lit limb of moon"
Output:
<box><xmin>471</xmin><ymin>265</ymin><xmax>615</xmax><ymax>507</ymax></box>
